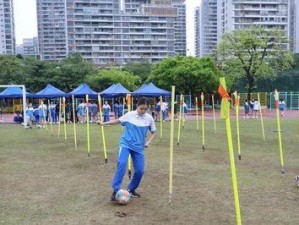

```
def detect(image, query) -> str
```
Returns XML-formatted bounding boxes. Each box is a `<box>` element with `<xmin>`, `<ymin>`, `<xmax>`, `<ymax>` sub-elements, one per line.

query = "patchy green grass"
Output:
<box><xmin>1</xmin><ymin>117</ymin><xmax>299</xmax><ymax>225</ymax></box>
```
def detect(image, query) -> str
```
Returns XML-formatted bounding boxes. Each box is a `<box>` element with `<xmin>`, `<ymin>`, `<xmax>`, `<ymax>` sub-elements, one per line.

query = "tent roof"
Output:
<box><xmin>100</xmin><ymin>83</ymin><xmax>130</xmax><ymax>98</ymax></box>
<box><xmin>132</xmin><ymin>82</ymin><xmax>170</xmax><ymax>97</ymax></box>
<box><xmin>0</xmin><ymin>86</ymin><xmax>32</xmax><ymax>98</ymax></box>
<box><xmin>68</xmin><ymin>83</ymin><xmax>98</xmax><ymax>98</ymax></box>
<box><xmin>133</xmin><ymin>84</ymin><xmax>147</xmax><ymax>93</ymax></box>
<box><xmin>34</xmin><ymin>84</ymin><xmax>66</xmax><ymax>98</ymax></box>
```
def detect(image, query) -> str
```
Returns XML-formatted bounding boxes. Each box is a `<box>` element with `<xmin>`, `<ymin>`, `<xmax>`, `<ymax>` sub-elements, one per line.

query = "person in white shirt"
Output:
<box><xmin>253</xmin><ymin>99</ymin><xmax>259</xmax><ymax>118</ymax></box>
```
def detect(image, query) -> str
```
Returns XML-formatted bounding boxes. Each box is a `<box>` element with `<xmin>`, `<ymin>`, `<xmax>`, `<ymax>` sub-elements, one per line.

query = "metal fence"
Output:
<box><xmin>236</xmin><ymin>92</ymin><xmax>299</xmax><ymax>110</ymax></box>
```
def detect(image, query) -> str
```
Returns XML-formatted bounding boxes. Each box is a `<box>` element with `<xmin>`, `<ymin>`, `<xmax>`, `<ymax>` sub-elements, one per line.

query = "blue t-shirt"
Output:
<box><xmin>103</xmin><ymin>104</ymin><xmax>110</xmax><ymax>115</ymax></box>
<box><xmin>119</xmin><ymin>110</ymin><xmax>156</xmax><ymax>153</ymax></box>
<box><xmin>26</xmin><ymin>107</ymin><xmax>34</xmax><ymax>118</ymax></box>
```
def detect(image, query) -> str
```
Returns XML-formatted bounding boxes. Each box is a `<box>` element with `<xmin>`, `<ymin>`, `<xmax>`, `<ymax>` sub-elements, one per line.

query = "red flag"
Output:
<box><xmin>218</xmin><ymin>84</ymin><xmax>230</xmax><ymax>99</ymax></box>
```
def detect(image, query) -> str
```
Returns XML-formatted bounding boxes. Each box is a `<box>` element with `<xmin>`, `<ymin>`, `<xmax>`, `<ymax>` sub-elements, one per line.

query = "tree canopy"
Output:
<box><xmin>85</xmin><ymin>68</ymin><xmax>140</xmax><ymax>92</ymax></box>
<box><xmin>147</xmin><ymin>55</ymin><xmax>221</xmax><ymax>95</ymax></box>
<box><xmin>122</xmin><ymin>61</ymin><xmax>152</xmax><ymax>83</ymax></box>
<box><xmin>216</xmin><ymin>26</ymin><xmax>294</xmax><ymax>94</ymax></box>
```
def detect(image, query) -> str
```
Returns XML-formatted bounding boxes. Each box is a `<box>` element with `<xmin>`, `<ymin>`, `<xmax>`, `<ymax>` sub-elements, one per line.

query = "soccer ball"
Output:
<box><xmin>116</xmin><ymin>189</ymin><xmax>130</xmax><ymax>205</ymax></box>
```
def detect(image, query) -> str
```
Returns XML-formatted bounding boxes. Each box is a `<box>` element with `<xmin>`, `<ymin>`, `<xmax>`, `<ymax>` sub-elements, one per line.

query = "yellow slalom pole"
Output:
<box><xmin>169</xmin><ymin>86</ymin><xmax>175</xmax><ymax>204</ymax></box>
<box><xmin>63</xmin><ymin>97</ymin><xmax>67</xmax><ymax>143</ymax></box>
<box><xmin>274</xmin><ymin>89</ymin><xmax>285</xmax><ymax>173</ymax></box>
<box><xmin>195</xmin><ymin>97</ymin><xmax>199</xmax><ymax>132</ymax></box>
<box><xmin>72</xmin><ymin>95</ymin><xmax>77</xmax><ymax>150</ymax></box>
<box><xmin>177</xmin><ymin>94</ymin><xmax>183</xmax><ymax>145</ymax></box>
<box><xmin>126</xmin><ymin>94</ymin><xmax>132</xmax><ymax>179</ymax></box>
<box><xmin>98</xmin><ymin>95</ymin><xmax>107</xmax><ymax>163</ymax></box>
<box><xmin>257</xmin><ymin>93</ymin><xmax>265</xmax><ymax>141</ymax></box>
<box><xmin>86</xmin><ymin>95</ymin><xmax>91</xmax><ymax>157</ymax></box>
<box><xmin>58</xmin><ymin>98</ymin><xmax>61</xmax><ymax>138</ymax></box>
<box><xmin>219</xmin><ymin>78</ymin><xmax>242</xmax><ymax>225</ymax></box>
<box><xmin>212</xmin><ymin>94</ymin><xmax>217</xmax><ymax>134</ymax></box>
<box><xmin>225</xmin><ymin>115</ymin><xmax>242</xmax><ymax>225</ymax></box>
<box><xmin>182</xmin><ymin>95</ymin><xmax>185</xmax><ymax>128</ymax></box>
<box><xmin>160</xmin><ymin>96</ymin><xmax>163</xmax><ymax>139</ymax></box>
<box><xmin>122</xmin><ymin>97</ymin><xmax>125</xmax><ymax>131</ymax></box>
<box><xmin>201</xmin><ymin>92</ymin><xmax>205</xmax><ymax>151</ymax></box>
<box><xmin>48</xmin><ymin>100</ymin><xmax>53</xmax><ymax>137</ymax></box>
<box><xmin>233</xmin><ymin>91</ymin><xmax>241</xmax><ymax>160</ymax></box>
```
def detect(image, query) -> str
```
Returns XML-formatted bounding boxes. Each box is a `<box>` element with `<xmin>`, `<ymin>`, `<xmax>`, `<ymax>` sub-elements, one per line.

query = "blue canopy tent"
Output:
<box><xmin>34</xmin><ymin>84</ymin><xmax>66</xmax><ymax>98</ymax></box>
<box><xmin>100</xmin><ymin>83</ymin><xmax>130</xmax><ymax>98</ymax></box>
<box><xmin>132</xmin><ymin>82</ymin><xmax>170</xmax><ymax>97</ymax></box>
<box><xmin>0</xmin><ymin>86</ymin><xmax>33</xmax><ymax>98</ymax></box>
<box><xmin>68</xmin><ymin>83</ymin><xmax>98</xmax><ymax>98</ymax></box>
<box><xmin>133</xmin><ymin>84</ymin><xmax>147</xmax><ymax>93</ymax></box>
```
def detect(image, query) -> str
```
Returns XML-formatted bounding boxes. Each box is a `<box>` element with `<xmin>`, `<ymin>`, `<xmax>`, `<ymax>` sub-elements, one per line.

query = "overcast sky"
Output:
<box><xmin>14</xmin><ymin>0</ymin><xmax>200</xmax><ymax>55</ymax></box>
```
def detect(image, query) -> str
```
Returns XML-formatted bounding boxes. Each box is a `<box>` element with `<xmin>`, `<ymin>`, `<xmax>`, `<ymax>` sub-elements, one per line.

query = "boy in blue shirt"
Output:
<box><xmin>98</xmin><ymin>97</ymin><xmax>156</xmax><ymax>201</ymax></box>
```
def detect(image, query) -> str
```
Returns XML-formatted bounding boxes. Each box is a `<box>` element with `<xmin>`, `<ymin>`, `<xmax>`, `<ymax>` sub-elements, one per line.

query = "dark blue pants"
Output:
<box><xmin>112</xmin><ymin>147</ymin><xmax>145</xmax><ymax>192</ymax></box>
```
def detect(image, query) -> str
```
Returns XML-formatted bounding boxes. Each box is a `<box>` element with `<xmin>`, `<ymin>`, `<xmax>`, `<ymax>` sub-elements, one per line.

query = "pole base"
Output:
<box><xmin>177</xmin><ymin>142</ymin><xmax>179</xmax><ymax>146</ymax></box>
<box><xmin>202</xmin><ymin>145</ymin><xmax>205</xmax><ymax>151</ymax></box>
<box><xmin>238</xmin><ymin>154</ymin><xmax>241</xmax><ymax>160</ymax></box>
<box><xmin>88</xmin><ymin>153</ymin><xmax>91</xmax><ymax>157</ymax></box>
<box><xmin>105</xmin><ymin>158</ymin><xmax>108</xmax><ymax>164</ymax></box>
<box><xmin>281</xmin><ymin>168</ymin><xmax>285</xmax><ymax>174</ymax></box>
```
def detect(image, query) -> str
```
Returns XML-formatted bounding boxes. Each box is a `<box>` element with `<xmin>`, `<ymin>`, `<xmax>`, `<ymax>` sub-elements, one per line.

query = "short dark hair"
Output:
<box><xmin>137</xmin><ymin>97</ymin><xmax>149</xmax><ymax>106</ymax></box>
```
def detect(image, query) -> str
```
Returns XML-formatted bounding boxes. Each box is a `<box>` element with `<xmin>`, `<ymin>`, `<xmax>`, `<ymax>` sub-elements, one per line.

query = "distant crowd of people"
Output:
<box><xmin>18</xmin><ymin>97</ymin><xmax>192</xmax><ymax>128</ymax></box>
<box><xmin>243</xmin><ymin>98</ymin><xmax>286</xmax><ymax>118</ymax></box>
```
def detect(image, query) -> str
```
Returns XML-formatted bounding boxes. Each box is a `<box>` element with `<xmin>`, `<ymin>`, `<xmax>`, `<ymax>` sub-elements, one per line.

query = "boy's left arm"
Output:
<box><xmin>145</xmin><ymin>132</ymin><xmax>155</xmax><ymax>148</ymax></box>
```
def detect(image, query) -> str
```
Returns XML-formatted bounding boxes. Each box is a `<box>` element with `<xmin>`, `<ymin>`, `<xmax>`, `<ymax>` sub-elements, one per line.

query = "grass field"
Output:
<box><xmin>1</xmin><ymin>117</ymin><xmax>299</xmax><ymax>225</ymax></box>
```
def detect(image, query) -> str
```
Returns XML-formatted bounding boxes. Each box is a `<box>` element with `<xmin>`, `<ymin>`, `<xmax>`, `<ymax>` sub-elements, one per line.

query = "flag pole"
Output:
<box><xmin>201</xmin><ymin>92</ymin><xmax>205</xmax><ymax>151</ymax></box>
<box><xmin>86</xmin><ymin>94</ymin><xmax>91</xmax><ymax>157</ymax></box>
<box><xmin>72</xmin><ymin>95</ymin><xmax>78</xmax><ymax>150</ymax></box>
<box><xmin>274</xmin><ymin>89</ymin><xmax>285</xmax><ymax>173</ymax></box>
<box><xmin>127</xmin><ymin>94</ymin><xmax>132</xmax><ymax>179</ymax></box>
<box><xmin>177</xmin><ymin>94</ymin><xmax>183</xmax><ymax>145</ymax></box>
<box><xmin>182</xmin><ymin>95</ymin><xmax>185</xmax><ymax>129</ymax></box>
<box><xmin>58</xmin><ymin>98</ymin><xmax>62</xmax><ymax>138</ymax></box>
<box><xmin>233</xmin><ymin>91</ymin><xmax>241</xmax><ymax>160</ymax></box>
<box><xmin>212</xmin><ymin>94</ymin><xmax>217</xmax><ymax>134</ymax></box>
<box><xmin>257</xmin><ymin>93</ymin><xmax>265</xmax><ymax>141</ymax></box>
<box><xmin>195</xmin><ymin>97</ymin><xmax>199</xmax><ymax>132</ymax></box>
<box><xmin>63</xmin><ymin>97</ymin><xmax>67</xmax><ymax>144</ymax></box>
<box><xmin>219</xmin><ymin>78</ymin><xmax>242</xmax><ymax>225</ymax></box>
<box><xmin>98</xmin><ymin>95</ymin><xmax>108</xmax><ymax>163</ymax></box>
<box><xmin>160</xmin><ymin>96</ymin><xmax>163</xmax><ymax>139</ymax></box>
<box><xmin>169</xmin><ymin>86</ymin><xmax>175</xmax><ymax>204</ymax></box>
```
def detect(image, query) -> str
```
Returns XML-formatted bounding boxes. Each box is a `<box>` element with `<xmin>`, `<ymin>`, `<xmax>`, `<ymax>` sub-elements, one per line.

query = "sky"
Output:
<box><xmin>14</xmin><ymin>0</ymin><xmax>200</xmax><ymax>55</ymax></box>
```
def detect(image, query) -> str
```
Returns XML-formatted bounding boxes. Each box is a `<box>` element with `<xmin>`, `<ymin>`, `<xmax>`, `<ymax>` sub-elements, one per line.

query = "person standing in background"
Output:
<box><xmin>103</xmin><ymin>101</ymin><xmax>111</xmax><ymax>122</ymax></box>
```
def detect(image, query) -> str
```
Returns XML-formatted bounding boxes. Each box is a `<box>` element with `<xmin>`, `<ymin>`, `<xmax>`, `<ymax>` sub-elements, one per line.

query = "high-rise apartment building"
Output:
<box><xmin>217</xmin><ymin>0</ymin><xmax>294</xmax><ymax>51</ymax></box>
<box><xmin>194</xmin><ymin>6</ymin><xmax>200</xmax><ymax>57</ymax></box>
<box><xmin>199</xmin><ymin>0</ymin><xmax>217</xmax><ymax>57</ymax></box>
<box><xmin>36</xmin><ymin>0</ymin><xmax>68</xmax><ymax>60</ymax></box>
<box><xmin>196</xmin><ymin>0</ymin><xmax>297</xmax><ymax>57</ymax></box>
<box><xmin>0</xmin><ymin>0</ymin><xmax>15</xmax><ymax>55</ymax></box>
<box><xmin>294</xmin><ymin>0</ymin><xmax>299</xmax><ymax>53</ymax></box>
<box><xmin>172</xmin><ymin>0</ymin><xmax>186</xmax><ymax>56</ymax></box>
<box><xmin>37</xmin><ymin>0</ymin><xmax>183</xmax><ymax>65</ymax></box>
<box><xmin>16</xmin><ymin>37</ymin><xmax>39</xmax><ymax>57</ymax></box>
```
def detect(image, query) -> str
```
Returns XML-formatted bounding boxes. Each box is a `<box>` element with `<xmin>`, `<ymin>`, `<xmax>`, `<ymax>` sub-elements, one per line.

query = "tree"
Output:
<box><xmin>122</xmin><ymin>61</ymin><xmax>152</xmax><ymax>83</ymax></box>
<box><xmin>85</xmin><ymin>68</ymin><xmax>140</xmax><ymax>91</ymax></box>
<box><xmin>147</xmin><ymin>55</ymin><xmax>221</xmax><ymax>95</ymax></box>
<box><xmin>0</xmin><ymin>56</ymin><xmax>26</xmax><ymax>85</ymax></box>
<box><xmin>216</xmin><ymin>26</ymin><xmax>294</xmax><ymax>95</ymax></box>
<box><xmin>24</xmin><ymin>53</ymin><xmax>96</xmax><ymax>93</ymax></box>
<box><xmin>52</xmin><ymin>53</ymin><xmax>96</xmax><ymax>92</ymax></box>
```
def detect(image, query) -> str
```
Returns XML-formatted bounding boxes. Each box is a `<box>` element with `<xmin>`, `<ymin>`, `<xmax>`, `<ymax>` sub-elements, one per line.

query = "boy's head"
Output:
<box><xmin>137</xmin><ymin>97</ymin><xmax>149</xmax><ymax>115</ymax></box>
